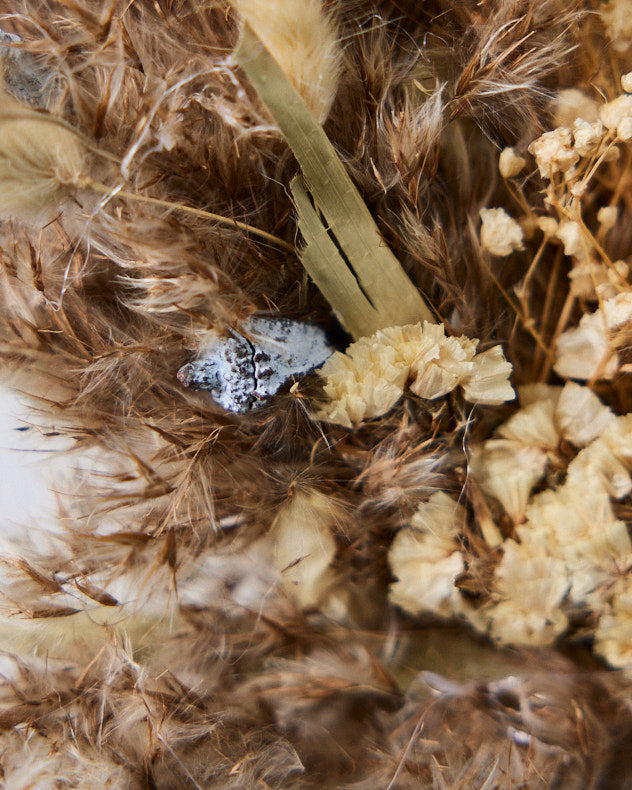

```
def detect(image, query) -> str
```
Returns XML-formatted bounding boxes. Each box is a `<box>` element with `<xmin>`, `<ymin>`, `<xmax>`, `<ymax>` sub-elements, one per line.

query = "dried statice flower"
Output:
<box><xmin>519</xmin><ymin>481</ymin><xmax>632</xmax><ymax>604</ymax></box>
<box><xmin>479</xmin><ymin>207</ymin><xmax>525</xmax><ymax>256</ymax></box>
<box><xmin>528</xmin><ymin>127</ymin><xmax>579</xmax><ymax>176</ymax></box>
<box><xmin>488</xmin><ymin>542</ymin><xmax>570</xmax><ymax>646</ymax></box>
<box><xmin>317</xmin><ymin>322</ymin><xmax>514</xmax><ymax>427</ymax></box>
<box><xmin>554</xmin><ymin>292</ymin><xmax>632</xmax><ymax>380</ymax></box>
<box><xmin>178</xmin><ymin>316</ymin><xmax>332</xmax><ymax>413</ymax></box>
<box><xmin>470</xmin><ymin>383</ymin><xmax>614</xmax><ymax>522</ymax></box>
<box><xmin>388</xmin><ymin>492</ymin><xmax>468</xmax><ymax>618</ymax></box>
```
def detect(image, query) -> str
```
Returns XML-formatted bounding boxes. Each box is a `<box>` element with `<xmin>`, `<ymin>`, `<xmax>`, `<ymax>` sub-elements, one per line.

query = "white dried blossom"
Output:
<box><xmin>388</xmin><ymin>493</ymin><xmax>466</xmax><ymax>617</ymax></box>
<box><xmin>554</xmin><ymin>89</ymin><xmax>599</xmax><ymax>126</ymax></box>
<box><xmin>460</xmin><ymin>346</ymin><xmax>516</xmax><ymax>405</ymax></box>
<box><xmin>554</xmin><ymin>292</ymin><xmax>632</xmax><ymax>380</ymax></box>
<box><xmin>600</xmin><ymin>93</ymin><xmax>632</xmax><ymax>129</ymax></box>
<box><xmin>497</xmin><ymin>397</ymin><xmax>559</xmax><ymax>448</ymax></box>
<box><xmin>469</xmin><ymin>440</ymin><xmax>548</xmax><ymax>523</ymax></box>
<box><xmin>572</xmin><ymin>118</ymin><xmax>604</xmax><ymax>156</ymax></box>
<box><xmin>555</xmin><ymin>382</ymin><xmax>615</xmax><ymax>446</ymax></box>
<box><xmin>555</xmin><ymin>220</ymin><xmax>591</xmax><ymax>259</ymax></box>
<box><xmin>317</xmin><ymin>322</ymin><xmax>514</xmax><ymax>426</ymax></box>
<box><xmin>489</xmin><ymin>541</ymin><xmax>569</xmax><ymax>647</ymax></box>
<box><xmin>407</xmin><ymin>323</ymin><xmax>477</xmax><ymax>400</ymax></box>
<box><xmin>498</xmin><ymin>147</ymin><xmax>526</xmax><ymax>178</ymax></box>
<box><xmin>528</xmin><ymin>127</ymin><xmax>579</xmax><ymax>177</ymax></box>
<box><xmin>594</xmin><ymin>576</ymin><xmax>632</xmax><ymax>671</ymax></box>
<box><xmin>317</xmin><ymin>339</ymin><xmax>408</xmax><ymax>427</ymax></box>
<box><xmin>471</xmin><ymin>384</ymin><xmax>613</xmax><ymax>521</ymax></box>
<box><xmin>479</xmin><ymin>207</ymin><xmax>525</xmax><ymax>257</ymax></box>
<box><xmin>522</xmin><ymin>484</ymin><xmax>632</xmax><ymax>602</ymax></box>
<box><xmin>566</xmin><ymin>437</ymin><xmax>632</xmax><ymax>499</ymax></box>
<box><xmin>623</xmin><ymin>72</ymin><xmax>632</xmax><ymax>93</ymax></box>
<box><xmin>597</xmin><ymin>205</ymin><xmax>618</xmax><ymax>231</ymax></box>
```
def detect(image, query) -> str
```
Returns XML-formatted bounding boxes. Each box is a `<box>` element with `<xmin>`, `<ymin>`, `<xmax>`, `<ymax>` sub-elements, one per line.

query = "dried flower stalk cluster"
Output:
<box><xmin>1</xmin><ymin>1</ymin><xmax>632</xmax><ymax>788</ymax></box>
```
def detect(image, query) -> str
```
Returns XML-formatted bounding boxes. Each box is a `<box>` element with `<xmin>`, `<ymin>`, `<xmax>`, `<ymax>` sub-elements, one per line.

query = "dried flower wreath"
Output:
<box><xmin>1</xmin><ymin>1</ymin><xmax>632</xmax><ymax>789</ymax></box>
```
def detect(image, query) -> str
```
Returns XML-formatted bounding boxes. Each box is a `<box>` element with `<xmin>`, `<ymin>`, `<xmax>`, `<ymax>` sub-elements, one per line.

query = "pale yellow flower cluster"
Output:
<box><xmin>389</xmin><ymin>383</ymin><xmax>632</xmax><ymax>655</ymax></box>
<box><xmin>472</xmin><ymin>384</ymin><xmax>632</xmax><ymax>648</ymax></box>
<box><xmin>316</xmin><ymin>322</ymin><xmax>515</xmax><ymax>427</ymax></box>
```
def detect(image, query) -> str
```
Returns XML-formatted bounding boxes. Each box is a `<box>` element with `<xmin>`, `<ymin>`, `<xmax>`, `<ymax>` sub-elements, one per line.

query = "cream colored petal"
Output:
<box><xmin>555</xmin><ymin>382</ymin><xmax>614</xmax><ymax>446</ymax></box>
<box><xmin>603</xmin><ymin>414</ymin><xmax>632</xmax><ymax>462</ymax></box>
<box><xmin>601</xmin><ymin>291</ymin><xmax>632</xmax><ymax>329</ymax></box>
<box><xmin>489</xmin><ymin>542</ymin><xmax>569</xmax><ymax>646</ymax></box>
<box><xmin>460</xmin><ymin>346</ymin><xmax>515</xmax><ymax>405</ymax></box>
<box><xmin>566</xmin><ymin>439</ymin><xmax>631</xmax><ymax>499</ymax></box>
<box><xmin>480</xmin><ymin>207</ymin><xmax>525</xmax><ymax>256</ymax></box>
<box><xmin>554</xmin><ymin>315</ymin><xmax>617</xmax><ymax>381</ymax></box>
<box><xmin>388</xmin><ymin>529</ymin><xmax>465</xmax><ymax>616</ymax></box>
<box><xmin>572</xmin><ymin>118</ymin><xmax>604</xmax><ymax>157</ymax></box>
<box><xmin>600</xmin><ymin>93</ymin><xmax>632</xmax><ymax>129</ymax></box>
<box><xmin>556</xmin><ymin>220</ymin><xmax>590</xmax><ymax>259</ymax></box>
<box><xmin>489</xmin><ymin>600</ymin><xmax>568</xmax><ymax>647</ymax></box>
<box><xmin>499</xmin><ymin>147</ymin><xmax>526</xmax><ymax>178</ymax></box>
<box><xmin>528</xmin><ymin>127</ymin><xmax>579</xmax><ymax>177</ymax></box>
<box><xmin>497</xmin><ymin>398</ymin><xmax>559</xmax><ymax>449</ymax></box>
<box><xmin>595</xmin><ymin>576</ymin><xmax>632</xmax><ymax>670</ymax></box>
<box><xmin>409</xmin><ymin>492</ymin><xmax>467</xmax><ymax>554</ymax></box>
<box><xmin>470</xmin><ymin>440</ymin><xmax>548</xmax><ymax>522</ymax></box>
<box><xmin>410</xmin><ymin>360</ymin><xmax>460</xmax><ymax>399</ymax></box>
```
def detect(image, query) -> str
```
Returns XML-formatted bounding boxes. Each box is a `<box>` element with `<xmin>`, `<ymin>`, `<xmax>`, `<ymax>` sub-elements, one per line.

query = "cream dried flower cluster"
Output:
<box><xmin>316</xmin><ymin>321</ymin><xmax>515</xmax><ymax>427</ymax></box>
<box><xmin>389</xmin><ymin>382</ymin><xmax>632</xmax><ymax>658</ymax></box>
<box><xmin>481</xmin><ymin>78</ymin><xmax>632</xmax><ymax>303</ymax></box>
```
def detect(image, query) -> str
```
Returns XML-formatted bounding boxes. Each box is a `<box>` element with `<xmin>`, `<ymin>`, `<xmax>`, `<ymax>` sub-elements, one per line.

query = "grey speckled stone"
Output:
<box><xmin>178</xmin><ymin>316</ymin><xmax>332</xmax><ymax>413</ymax></box>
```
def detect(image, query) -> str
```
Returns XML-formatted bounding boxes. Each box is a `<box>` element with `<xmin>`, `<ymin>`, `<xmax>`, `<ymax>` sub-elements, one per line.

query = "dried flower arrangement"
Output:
<box><xmin>2</xmin><ymin>1</ymin><xmax>632</xmax><ymax>788</ymax></box>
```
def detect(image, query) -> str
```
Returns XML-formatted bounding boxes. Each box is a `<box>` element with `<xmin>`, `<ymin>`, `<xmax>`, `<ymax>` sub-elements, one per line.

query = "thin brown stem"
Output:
<box><xmin>83</xmin><ymin>179</ymin><xmax>296</xmax><ymax>254</ymax></box>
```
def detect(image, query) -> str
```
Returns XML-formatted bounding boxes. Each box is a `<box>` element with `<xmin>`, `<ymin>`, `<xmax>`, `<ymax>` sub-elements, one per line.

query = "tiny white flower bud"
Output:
<box><xmin>499</xmin><ymin>147</ymin><xmax>526</xmax><ymax>178</ymax></box>
<box><xmin>480</xmin><ymin>207</ymin><xmax>525</xmax><ymax>257</ymax></box>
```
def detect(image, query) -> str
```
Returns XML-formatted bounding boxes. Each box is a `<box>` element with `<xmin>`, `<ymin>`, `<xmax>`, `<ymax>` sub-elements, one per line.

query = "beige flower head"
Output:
<box><xmin>388</xmin><ymin>493</ymin><xmax>467</xmax><ymax>617</ymax></box>
<box><xmin>316</xmin><ymin>322</ymin><xmax>514</xmax><ymax>427</ymax></box>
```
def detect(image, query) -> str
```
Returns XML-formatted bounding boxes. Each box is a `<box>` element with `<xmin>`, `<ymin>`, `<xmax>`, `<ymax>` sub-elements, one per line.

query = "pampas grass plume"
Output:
<box><xmin>235</xmin><ymin>0</ymin><xmax>341</xmax><ymax>122</ymax></box>
<box><xmin>0</xmin><ymin>89</ymin><xmax>87</xmax><ymax>220</ymax></box>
